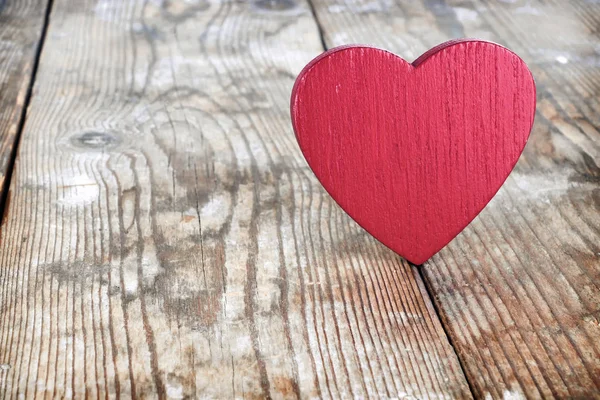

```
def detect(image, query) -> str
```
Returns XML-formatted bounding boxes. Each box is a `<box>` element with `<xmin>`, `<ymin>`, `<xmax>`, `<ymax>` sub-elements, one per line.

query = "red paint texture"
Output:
<box><xmin>291</xmin><ymin>40</ymin><xmax>536</xmax><ymax>264</ymax></box>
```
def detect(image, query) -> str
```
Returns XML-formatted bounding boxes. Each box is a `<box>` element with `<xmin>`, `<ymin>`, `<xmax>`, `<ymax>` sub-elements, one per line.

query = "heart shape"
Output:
<box><xmin>290</xmin><ymin>40</ymin><xmax>536</xmax><ymax>264</ymax></box>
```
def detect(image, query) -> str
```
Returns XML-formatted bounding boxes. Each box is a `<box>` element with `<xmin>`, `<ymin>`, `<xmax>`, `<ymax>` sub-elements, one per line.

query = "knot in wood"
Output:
<box><xmin>71</xmin><ymin>131</ymin><xmax>120</xmax><ymax>151</ymax></box>
<box><xmin>253</xmin><ymin>0</ymin><xmax>296</xmax><ymax>11</ymax></box>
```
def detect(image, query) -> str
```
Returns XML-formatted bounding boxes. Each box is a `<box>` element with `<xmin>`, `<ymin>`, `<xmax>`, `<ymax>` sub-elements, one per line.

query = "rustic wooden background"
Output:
<box><xmin>0</xmin><ymin>0</ymin><xmax>598</xmax><ymax>398</ymax></box>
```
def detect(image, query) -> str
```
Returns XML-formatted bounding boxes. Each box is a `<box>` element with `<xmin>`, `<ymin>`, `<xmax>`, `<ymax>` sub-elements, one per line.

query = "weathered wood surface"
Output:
<box><xmin>0</xmin><ymin>0</ymin><xmax>49</xmax><ymax>203</ymax></box>
<box><xmin>309</xmin><ymin>0</ymin><xmax>600</xmax><ymax>398</ymax></box>
<box><xmin>0</xmin><ymin>0</ymin><xmax>472</xmax><ymax>398</ymax></box>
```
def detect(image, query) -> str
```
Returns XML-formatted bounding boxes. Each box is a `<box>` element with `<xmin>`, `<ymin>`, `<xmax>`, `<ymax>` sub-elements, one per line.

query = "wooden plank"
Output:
<box><xmin>309</xmin><ymin>0</ymin><xmax>600</xmax><ymax>398</ymax></box>
<box><xmin>0</xmin><ymin>0</ymin><xmax>49</xmax><ymax>204</ymax></box>
<box><xmin>0</xmin><ymin>0</ymin><xmax>472</xmax><ymax>397</ymax></box>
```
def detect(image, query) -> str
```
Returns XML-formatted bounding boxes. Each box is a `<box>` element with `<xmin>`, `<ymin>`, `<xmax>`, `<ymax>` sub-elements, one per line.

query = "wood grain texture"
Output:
<box><xmin>0</xmin><ymin>0</ymin><xmax>472</xmax><ymax>397</ymax></box>
<box><xmin>0</xmin><ymin>0</ymin><xmax>49</xmax><ymax>201</ymax></box>
<box><xmin>309</xmin><ymin>0</ymin><xmax>600</xmax><ymax>398</ymax></box>
<box><xmin>291</xmin><ymin>41</ymin><xmax>535</xmax><ymax>265</ymax></box>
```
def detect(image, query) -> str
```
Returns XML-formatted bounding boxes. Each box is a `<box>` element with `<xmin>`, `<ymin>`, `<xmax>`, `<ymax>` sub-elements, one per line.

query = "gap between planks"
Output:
<box><xmin>0</xmin><ymin>0</ymin><xmax>54</xmax><ymax>226</ymax></box>
<box><xmin>417</xmin><ymin>264</ymin><xmax>478</xmax><ymax>398</ymax></box>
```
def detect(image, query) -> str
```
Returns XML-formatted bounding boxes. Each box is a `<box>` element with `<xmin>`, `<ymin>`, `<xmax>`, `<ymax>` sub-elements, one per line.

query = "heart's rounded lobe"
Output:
<box><xmin>290</xmin><ymin>40</ymin><xmax>536</xmax><ymax>264</ymax></box>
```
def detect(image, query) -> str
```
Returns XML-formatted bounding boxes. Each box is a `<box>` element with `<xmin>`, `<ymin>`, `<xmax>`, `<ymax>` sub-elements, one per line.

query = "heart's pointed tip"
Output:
<box><xmin>403</xmin><ymin>254</ymin><xmax>431</xmax><ymax>266</ymax></box>
<box><xmin>394</xmin><ymin>243</ymin><xmax>438</xmax><ymax>266</ymax></box>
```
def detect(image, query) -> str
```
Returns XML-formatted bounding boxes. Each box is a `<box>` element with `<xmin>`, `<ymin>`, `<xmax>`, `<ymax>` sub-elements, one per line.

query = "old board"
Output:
<box><xmin>0</xmin><ymin>0</ymin><xmax>472</xmax><ymax>398</ymax></box>
<box><xmin>0</xmin><ymin>0</ymin><xmax>49</xmax><ymax>209</ymax></box>
<box><xmin>309</xmin><ymin>0</ymin><xmax>600</xmax><ymax>398</ymax></box>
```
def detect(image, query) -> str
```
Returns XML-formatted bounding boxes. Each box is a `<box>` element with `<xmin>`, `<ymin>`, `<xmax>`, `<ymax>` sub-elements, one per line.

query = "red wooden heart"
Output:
<box><xmin>290</xmin><ymin>40</ymin><xmax>536</xmax><ymax>265</ymax></box>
